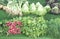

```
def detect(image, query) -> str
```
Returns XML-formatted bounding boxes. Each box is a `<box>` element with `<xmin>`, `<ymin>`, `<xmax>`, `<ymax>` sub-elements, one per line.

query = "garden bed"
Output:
<box><xmin>0</xmin><ymin>0</ymin><xmax>60</xmax><ymax>39</ymax></box>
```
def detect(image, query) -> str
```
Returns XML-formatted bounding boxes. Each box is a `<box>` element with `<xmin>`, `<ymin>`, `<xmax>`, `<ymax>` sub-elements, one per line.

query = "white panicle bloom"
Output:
<box><xmin>0</xmin><ymin>5</ymin><xmax>3</xmax><ymax>9</ymax></box>
<box><xmin>36</xmin><ymin>2</ymin><xmax>43</xmax><ymax>8</ymax></box>
<box><xmin>22</xmin><ymin>3</ymin><xmax>29</xmax><ymax>13</ymax></box>
<box><xmin>36</xmin><ymin>5</ymin><xmax>47</xmax><ymax>16</ymax></box>
<box><xmin>6</xmin><ymin>7</ymin><xmax>12</xmax><ymax>14</ymax></box>
<box><xmin>5</xmin><ymin>0</ymin><xmax>23</xmax><ymax>16</ymax></box>
<box><xmin>3</xmin><ymin>6</ymin><xmax>7</xmax><ymax>10</ymax></box>
<box><xmin>25</xmin><ymin>1</ymin><xmax>29</xmax><ymax>6</ymax></box>
<box><xmin>44</xmin><ymin>5</ymin><xmax>51</xmax><ymax>12</ymax></box>
<box><xmin>51</xmin><ymin>6</ymin><xmax>59</xmax><ymax>14</ymax></box>
<box><xmin>36</xmin><ymin>2</ymin><xmax>47</xmax><ymax>16</ymax></box>
<box><xmin>30</xmin><ymin>3</ymin><xmax>36</xmax><ymax>13</ymax></box>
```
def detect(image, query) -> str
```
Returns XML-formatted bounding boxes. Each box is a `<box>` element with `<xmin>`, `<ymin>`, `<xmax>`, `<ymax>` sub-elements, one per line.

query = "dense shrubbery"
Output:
<box><xmin>0</xmin><ymin>0</ymin><xmax>7</xmax><ymax>5</ymax></box>
<box><xmin>47</xmin><ymin>18</ymin><xmax>60</xmax><ymax>37</ymax></box>
<box><xmin>0</xmin><ymin>15</ymin><xmax>60</xmax><ymax>38</ymax></box>
<box><xmin>0</xmin><ymin>16</ymin><xmax>48</xmax><ymax>37</ymax></box>
<box><xmin>18</xmin><ymin>17</ymin><xmax>48</xmax><ymax>37</ymax></box>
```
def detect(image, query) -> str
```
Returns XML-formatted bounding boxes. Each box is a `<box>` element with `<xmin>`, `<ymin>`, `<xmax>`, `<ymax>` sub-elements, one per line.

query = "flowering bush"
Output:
<box><xmin>22</xmin><ymin>2</ymin><xmax>51</xmax><ymax>16</ymax></box>
<box><xmin>6</xmin><ymin>21</ymin><xmax>22</xmax><ymax>35</ymax></box>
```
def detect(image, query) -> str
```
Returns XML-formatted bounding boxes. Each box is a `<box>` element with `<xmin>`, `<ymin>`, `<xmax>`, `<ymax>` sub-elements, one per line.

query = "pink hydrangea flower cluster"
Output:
<box><xmin>6</xmin><ymin>21</ymin><xmax>22</xmax><ymax>34</ymax></box>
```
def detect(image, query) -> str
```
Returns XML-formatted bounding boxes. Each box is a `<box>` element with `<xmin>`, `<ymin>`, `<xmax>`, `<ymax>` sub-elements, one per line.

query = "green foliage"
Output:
<box><xmin>28</xmin><ymin>0</ymin><xmax>45</xmax><ymax>6</ymax></box>
<box><xmin>0</xmin><ymin>21</ymin><xmax>8</xmax><ymax>36</ymax></box>
<box><xmin>47</xmin><ymin>18</ymin><xmax>60</xmax><ymax>37</ymax></box>
<box><xmin>0</xmin><ymin>10</ymin><xmax>12</xmax><ymax>21</ymax></box>
<box><xmin>17</xmin><ymin>17</ymin><xmax>48</xmax><ymax>37</ymax></box>
<box><xmin>0</xmin><ymin>0</ymin><xmax>8</xmax><ymax>5</ymax></box>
